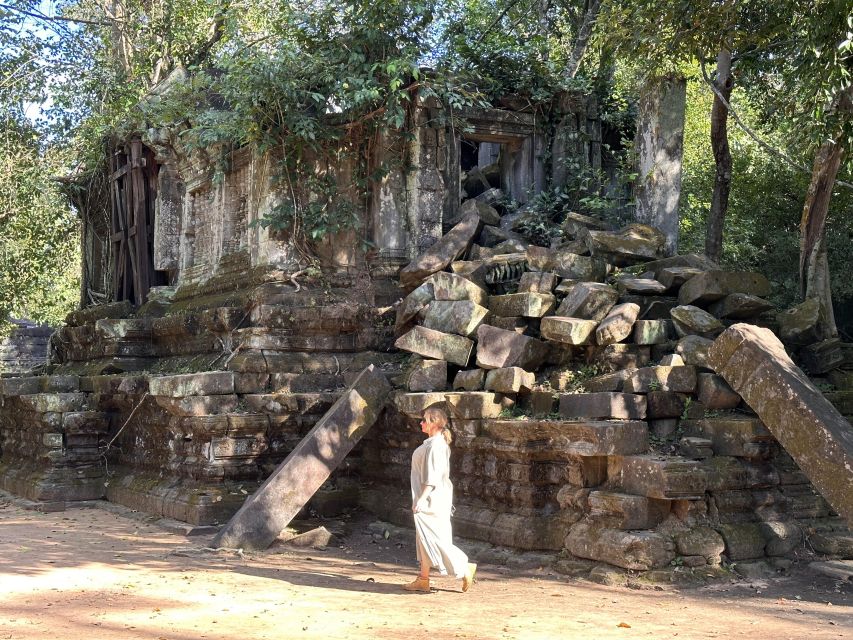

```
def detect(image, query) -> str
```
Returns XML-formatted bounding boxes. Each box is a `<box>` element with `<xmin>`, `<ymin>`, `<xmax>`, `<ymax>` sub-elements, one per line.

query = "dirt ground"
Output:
<box><xmin>0</xmin><ymin>496</ymin><xmax>850</xmax><ymax>640</ymax></box>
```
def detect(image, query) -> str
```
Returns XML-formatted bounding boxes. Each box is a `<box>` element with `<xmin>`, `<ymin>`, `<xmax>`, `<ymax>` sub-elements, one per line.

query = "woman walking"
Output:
<box><xmin>403</xmin><ymin>406</ymin><xmax>476</xmax><ymax>593</ymax></box>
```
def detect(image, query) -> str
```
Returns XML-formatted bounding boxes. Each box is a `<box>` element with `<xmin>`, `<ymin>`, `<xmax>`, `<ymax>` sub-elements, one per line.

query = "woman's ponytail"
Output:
<box><xmin>442</xmin><ymin>427</ymin><xmax>453</xmax><ymax>445</ymax></box>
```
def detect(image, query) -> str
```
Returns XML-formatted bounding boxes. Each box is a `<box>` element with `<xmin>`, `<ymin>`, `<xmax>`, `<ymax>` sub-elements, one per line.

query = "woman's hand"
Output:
<box><xmin>412</xmin><ymin>498</ymin><xmax>427</xmax><ymax>513</ymax></box>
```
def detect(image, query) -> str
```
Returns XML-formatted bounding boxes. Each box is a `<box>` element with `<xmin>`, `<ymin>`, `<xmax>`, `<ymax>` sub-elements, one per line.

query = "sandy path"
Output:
<box><xmin>0</xmin><ymin>497</ymin><xmax>850</xmax><ymax>640</ymax></box>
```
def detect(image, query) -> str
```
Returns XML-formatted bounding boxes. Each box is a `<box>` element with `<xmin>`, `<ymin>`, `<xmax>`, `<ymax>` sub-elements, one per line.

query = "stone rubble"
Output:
<box><xmin>1</xmin><ymin>198</ymin><xmax>851</xmax><ymax>579</ymax></box>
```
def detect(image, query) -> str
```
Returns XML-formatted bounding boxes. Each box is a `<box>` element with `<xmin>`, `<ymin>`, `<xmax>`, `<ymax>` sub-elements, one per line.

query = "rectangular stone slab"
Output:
<box><xmin>611</xmin><ymin>455</ymin><xmax>706</xmax><ymax>499</ymax></box>
<box><xmin>488</xmin><ymin>292</ymin><xmax>556</xmax><ymax>318</ymax></box>
<box><xmin>212</xmin><ymin>365</ymin><xmax>391</xmax><ymax>550</ymax></box>
<box><xmin>476</xmin><ymin>324</ymin><xmax>549</xmax><ymax>370</ymax></box>
<box><xmin>149</xmin><ymin>372</ymin><xmax>235</xmax><ymax>397</ymax></box>
<box><xmin>481</xmin><ymin>419</ymin><xmax>648</xmax><ymax>458</ymax></box>
<box><xmin>399</xmin><ymin>211</ymin><xmax>481</xmax><ymax>288</ymax></box>
<box><xmin>681</xmin><ymin>417</ymin><xmax>774</xmax><ymax>457</ymax></box>
<box><xmin>558</xmin><ymin>392</ymin><xmax>647</xmax><ymax>420</ymax></box>
<box><xmin>708</xmin><ymin>323</ymin><xmax>853</xmax><ymax>526</ymax></box>
<box><xmin>422</xmin><ymin>300</ymin><xmax>489</xmax><ymax>337</ymax></box>
<box><xmin>394</xmin><ymin>325</ymin><xmax>474</xmax><ymax>366</ymax></box>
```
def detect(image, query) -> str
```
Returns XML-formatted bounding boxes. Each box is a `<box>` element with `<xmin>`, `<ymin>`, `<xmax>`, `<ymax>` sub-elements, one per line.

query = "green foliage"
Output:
<box><xmin>0</xmin><ymin>120</ymin><xmax>80</xmax><ymax>331</ymax></box>
<box><xmin>679</xmin><ymin>75</ymin><xmax>853</xmax><ymax>310</ymax></box>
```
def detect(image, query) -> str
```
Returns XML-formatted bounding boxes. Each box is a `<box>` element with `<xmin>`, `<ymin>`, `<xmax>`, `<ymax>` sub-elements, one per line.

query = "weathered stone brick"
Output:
<box><xmin>540</xmin><ymin>317</ymin><xmax>598</xmax><ymax>345</ymax></box>
<box><xmin>149</xmin><ymin>372</ymin><xmax>236</xmax><ymax>397</ymax></box>
<box><xmin>428</xmin><ymin>271</ymin><xmax>488</xmax><ymax>306</ymax></box>
<box><xmin>394</xmin><ymin>325</ymin><xmax>474</xmax><ymax>367</ymax></box>
<box><xmin>488</xmin><ymin>292</ymin><xmax>556</xmax><ymax>318</ymax></box>
<box><xmin>612</xmin><ymin>455</ymin><xmax>706</xmax><ymax>499</ymax></box>
<box><xmin>516</xmin><ymin>271</ymin><xmax>558</xmax><ymax>293</ymax></box>
<box><xmin>405</xmin><ymin>359</ymin><xmax>448</xmax><ymax>392</ymax></box>
<box><xmin>622</xmin><ymin>366</ymin><xmax>697</xmax><ymax>393</ymax></box>
<box><xmin>677</xmin><ymin>270</ymin><xmax>771</xmax><ymax>306</ymax></box>
<box><xmin>682</xmin><ymin>417</ymin><xmax>774</xmax><ymax>458</ymax></box>
<box><xmin>671</xmin><ymin>305</ymin><xmax>724</xmax><ymax>338</ymax></box>
<box><xmin>453</xmin><ymin>369</ymin><xmax>485</xmax><ymax>391</ymax></box>
<box><xmin>484</xmin><ymin>367</ymin><xmax>535</xmax><ymax>394</ymax></box>
<box><xmin>422</xmin><ymin>300</ymin><xmax>489</xmax><ymax>337</ymax></box>
<box><xmin>475</xmin><ymin>324</ymin><xmax>548</xmax><ymax>370</ymax></box>
<box><xmin>708</xmin><ymin>293</ymin><xmax>774</xmax><ymax>319</ymax></box>
<box><xmin>696</xmin><ymin>373</ymin><xmax>741</xmax><ymax>409</ymax></box>
<box><xmin>596</xmin><ymin>302</ymin><xmax>640</xmax><ymax>345</ymax></box>
<box><xmin>565</xmin><ymin>523</ymin><xmax>675</xmax><ymax>570</ymax></box>
<box><xmin>555</xmin><ymin>282</ymin><xmax>618</xmax><ymax>321</ymax></box>
<box><xmin>633</xmin><ymin>319</ymin><xmax>673</xmax><ymax>345</ymax></box>
<box><xmin>588</xmin><ymin>491</ymin><xmax>671</xmax><ymax>529</ymax></box>
<box><xmin>558</xmin><ymin>392</ymin><xmax>646</xmax><ymax>420</ymax></box>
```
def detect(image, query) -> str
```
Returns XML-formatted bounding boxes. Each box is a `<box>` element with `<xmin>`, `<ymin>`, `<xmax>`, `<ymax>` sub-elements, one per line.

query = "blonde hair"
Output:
<box><xmin>423</xmin><ymin>406</ymin><xmax>453</xmax><ymax>445</ymax></box>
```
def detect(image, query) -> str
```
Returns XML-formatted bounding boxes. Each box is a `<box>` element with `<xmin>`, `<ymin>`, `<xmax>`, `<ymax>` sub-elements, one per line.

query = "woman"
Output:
<box><xmin>403</xmin><ymin>406</ymin><xmax>476</xmax><ymax>593</ymax></box>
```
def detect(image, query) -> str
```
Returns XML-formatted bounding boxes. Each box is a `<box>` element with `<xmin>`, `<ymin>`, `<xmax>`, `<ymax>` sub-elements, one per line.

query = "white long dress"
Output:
<box><xmin>410</xmin><ymin>433</ymin><xmax>469</xmax><ymax>578</ymax></box>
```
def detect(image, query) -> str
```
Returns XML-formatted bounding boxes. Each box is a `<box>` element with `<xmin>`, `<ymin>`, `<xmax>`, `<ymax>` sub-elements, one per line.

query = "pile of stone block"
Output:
<box><xmin>0</xmin><ymin>375</ymin><xmax>109</xmax><ymax>502</ymax></box>
<box><xmin>0</xmin><ymin>318</ymin><xmax>53</xmax><ymax>373</ymax></box>
<box><xmin>369</xmin><ymin>211</ymin><xmax>852</xmax><ymax>573</ymax></box>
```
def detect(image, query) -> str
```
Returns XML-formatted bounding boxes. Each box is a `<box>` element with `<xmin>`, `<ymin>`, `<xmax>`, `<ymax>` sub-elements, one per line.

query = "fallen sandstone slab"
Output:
<box><xmin>212</xmin><ymin>365</ymin><xmax>391</xmax><ymax>550</ymax></box>
<box><xmin>399</xmin><ymin>211</ymin><xmax>481</xmax><ymax>288</ymax></box>
<box><xmin>476</xmin><ymin>324</ymin><xmax>549</xmax><ymax>370</ymax></box>
<box><xmin>394</xmin><ymin>325</ymin><xmax>474</xmax><ymax>366</ymax></box>
<box><xmin>708</xmin><ymin>323</ymin><xmax>853</xmax><ymax>526</ymax></box>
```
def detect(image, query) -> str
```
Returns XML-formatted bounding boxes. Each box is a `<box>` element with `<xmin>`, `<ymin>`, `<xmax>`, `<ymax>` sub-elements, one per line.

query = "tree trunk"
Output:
<box><xmin>800</xmin><ymin>138</ymin><xmax>845</xmax><ymax>339</ymax></box>
<box><xmin>538</xmin><ymin>0</ymin><xmax>550</xmax><ymax>62</ymax></box>
<box><xmin>705</xmin><ymin>49</ymin><xmax>733</xmax><ymax>263</ymax></box>
<box><xmin>563</xmin><ymin>0</ymin><xmax>601</xmax><ymax>80</ymax></box>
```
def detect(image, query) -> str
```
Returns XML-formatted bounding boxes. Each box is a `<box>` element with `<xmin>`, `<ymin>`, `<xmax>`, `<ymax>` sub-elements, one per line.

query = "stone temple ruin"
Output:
<box><xmin>1</xmin><ymin>84</ymin><xmax>853</xmax><ymax>579</ymax></box>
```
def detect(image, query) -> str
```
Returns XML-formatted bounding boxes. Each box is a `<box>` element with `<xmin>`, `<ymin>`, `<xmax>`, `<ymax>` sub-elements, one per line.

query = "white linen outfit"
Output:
<box><xmin>410</xmin><ymin>433</ymin><xmax>469</xmax><ymax>578</ymax></box>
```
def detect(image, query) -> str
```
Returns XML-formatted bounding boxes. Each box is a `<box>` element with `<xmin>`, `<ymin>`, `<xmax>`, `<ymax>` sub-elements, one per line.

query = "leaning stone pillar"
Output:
<box><xmin>212</xmin><ymin>365</ymin><xmax>391</xmax><ymax>550</ymax></box>
<box><xmin>708</xmin><ymin>323</ymin><xmax>853</xmax><ymax>527</ymax></box>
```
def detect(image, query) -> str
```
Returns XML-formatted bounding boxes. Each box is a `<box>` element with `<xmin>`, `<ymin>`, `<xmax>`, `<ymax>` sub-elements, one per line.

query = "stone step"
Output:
<box><xmin>587</xmin><ymin>490</ymin><xmax>671</xmax><ymax>529</ymax></box>
<box><xmin>611</xmin><ymin>454</ymin><xmax>706</xmax><ymax>499</ymax></box>
<box><xmin>11</xmin><ymin>393</ymin><xmax>89</xmax><ymax>413</ymax></box>
<box><xmin>149</xmin><ymin>371</ymin><xmax>238</xmax><ymax>397</ymax></box>
<box><xmin>0</xmin><ymin>375</ymin><xmax>80</xmax><ymax>395</ymax></box>
<box><xmin>681</xmin><ymin>417</ymin><xmax>774</xmax><ymax>458</ymax></box>
<box><xmin>565</xmin><ymin>523</ymin><xmax>675</xmax><ymax>570</ymax></box>
<box><xmin>251</xmin><ymin>303</ymin><xmax>365</xmax><ymax>335</ymax></box>
<box><xmin>557</xmin><ymin>392</ymin><xmax>646</xmax><ymax>420</ymax></box>
<box><xmin>479</xmin><ymin>419</ymin><xmax>648</xmax><ymax>458</ymax></box>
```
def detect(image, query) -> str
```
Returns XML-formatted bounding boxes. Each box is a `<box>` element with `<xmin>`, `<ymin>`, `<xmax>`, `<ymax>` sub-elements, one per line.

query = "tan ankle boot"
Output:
<box><xmin>462</xmin><ymin>563</ymin><xmax>477</xmax><ymax>592</ymax></box>
<box><xmin>403</xmin><ymin>576</ymin><xmax>431</xmax><ymax>592</ymax></box>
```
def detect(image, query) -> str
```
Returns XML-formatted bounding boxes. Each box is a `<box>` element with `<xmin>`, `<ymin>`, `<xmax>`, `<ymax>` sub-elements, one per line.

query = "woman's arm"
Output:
<box><xmin>412</xmin><ymin>484</ymin><xmax>434</xmax><ymax>512</ymax></box>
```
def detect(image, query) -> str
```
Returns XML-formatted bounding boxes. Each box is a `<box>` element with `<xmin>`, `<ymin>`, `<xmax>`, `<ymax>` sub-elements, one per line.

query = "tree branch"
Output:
<box><xmin>0</xmin><ymin>3</ymin><xmax>109</xmax><ymax>26</ymax></box>
<box><xmin>700</xmin><ymin>61</ymin><xmax>853</xmax><ymax>190</ymax></box>
<box><xmin>474</xmin><ymin>0</ymin><xmax>530</xmax><ymax>45</ymax></box>
<box><xmin>563</xmin><ymin>0</ymin><xmax>601</xmax><ymax>80</ymax></box>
